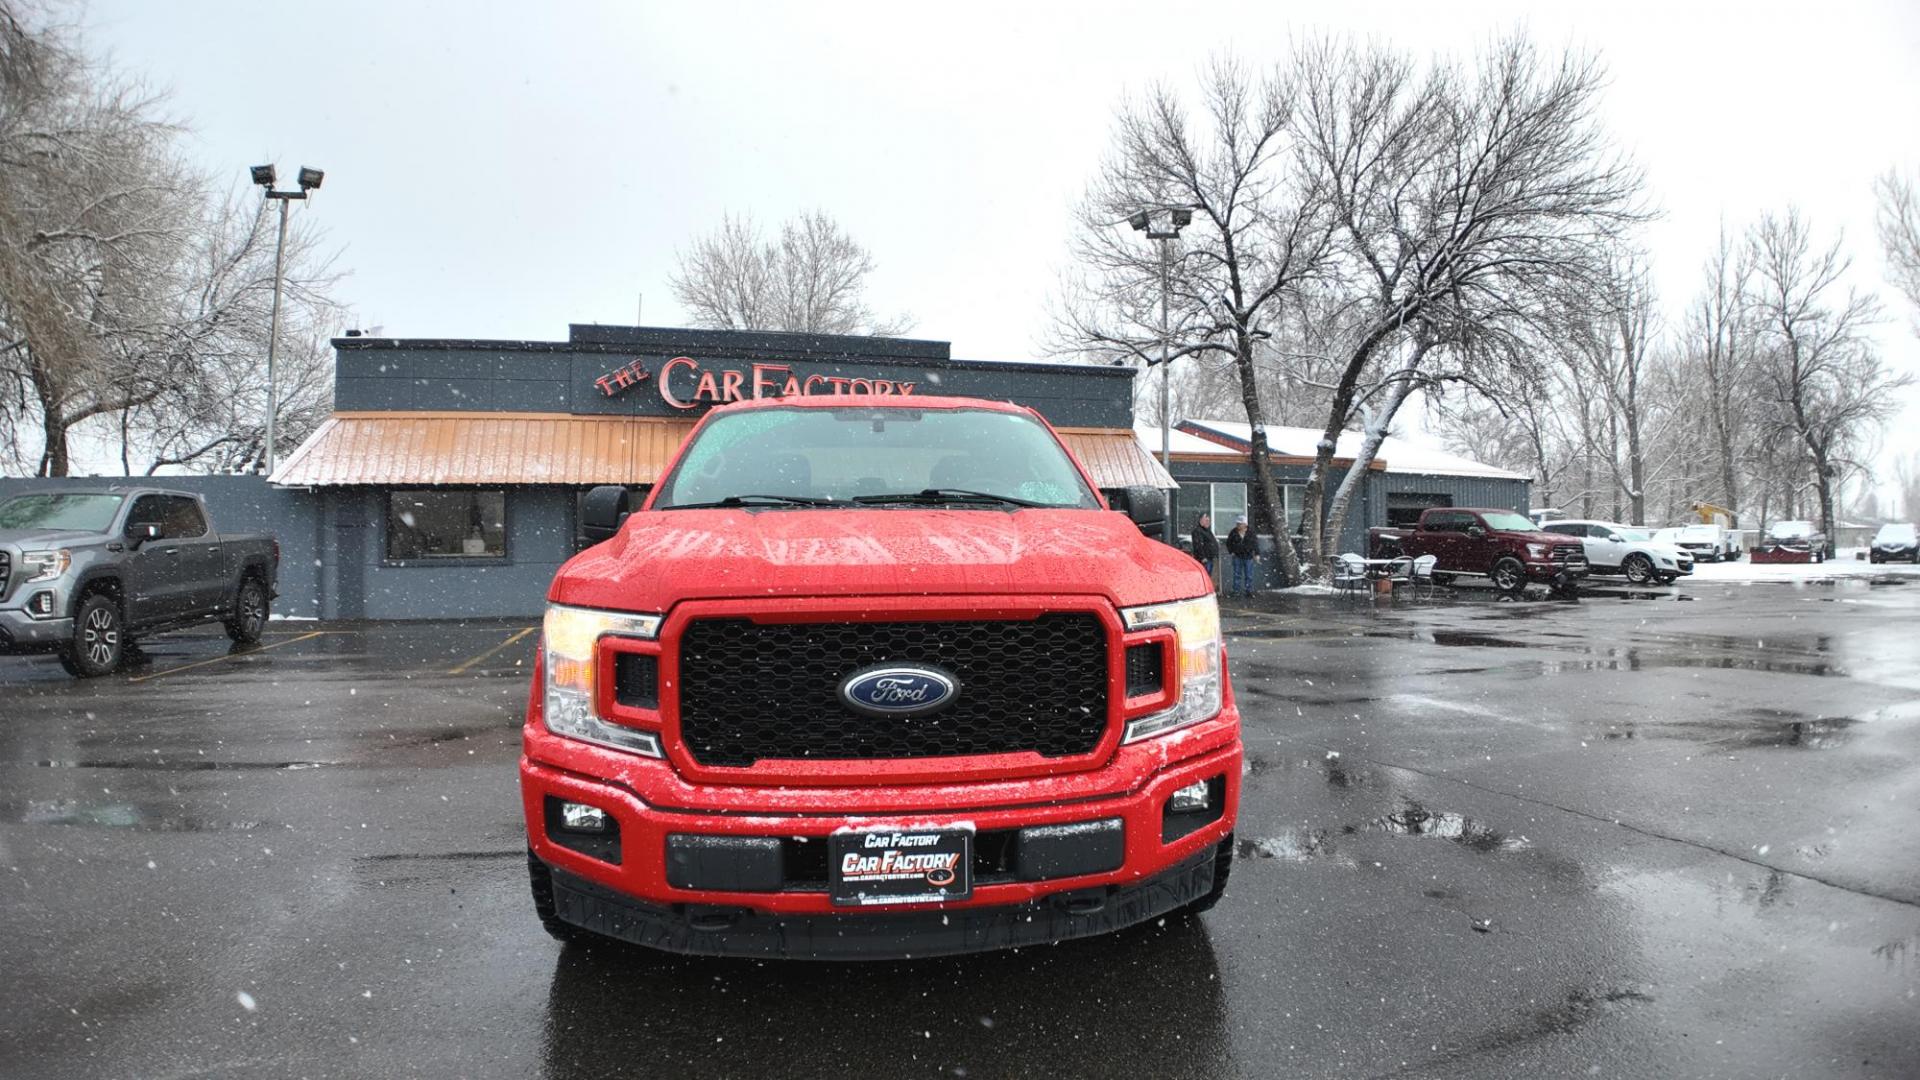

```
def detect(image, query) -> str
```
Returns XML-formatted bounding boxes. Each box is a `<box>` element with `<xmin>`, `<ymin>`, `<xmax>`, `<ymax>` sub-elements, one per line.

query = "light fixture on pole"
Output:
<box><xmin>1129</xmin><ymin>205</ymin><xmax>1192</xmax><ymax>543</ymax></box>
<box><xmin>252</xmin><ymin>163</ymin><xmax>325</xmax><ymax>474</ymax></box>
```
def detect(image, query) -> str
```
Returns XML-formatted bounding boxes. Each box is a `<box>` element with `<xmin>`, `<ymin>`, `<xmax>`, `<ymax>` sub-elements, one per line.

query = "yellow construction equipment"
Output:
<box><xmin>1690</xmin><ymin>502</ymin><xmax>1736</xmax><ymax>527</ymax></box>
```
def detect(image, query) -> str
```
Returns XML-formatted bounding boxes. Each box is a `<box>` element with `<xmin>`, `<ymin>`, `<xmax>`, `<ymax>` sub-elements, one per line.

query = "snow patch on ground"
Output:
<box><xmin>1687</xmin><ymin>549</ymin><xmax>1920</xmax><ymax>584</ymax></box>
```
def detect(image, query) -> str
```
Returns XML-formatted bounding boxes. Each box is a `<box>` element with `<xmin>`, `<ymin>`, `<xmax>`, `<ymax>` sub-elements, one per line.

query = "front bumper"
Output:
<box><xmin>0</xmin><ymin>609</ymin><xmax>72</xmax><ymax>653</ymax></box>
<box><xmin>539</xmin><ymin>844</ymin><xmax>1221</xmax><ymax>960</ymax></box>
<box><xmin>1524</xmin><ymin>556</ymin><xmax>1589</xmax><ymax>581</ymax></box>
<box><xmin>521</xmin><ymin>709</ymin><xmax>1241</xmax><ymax>954</ymax></box>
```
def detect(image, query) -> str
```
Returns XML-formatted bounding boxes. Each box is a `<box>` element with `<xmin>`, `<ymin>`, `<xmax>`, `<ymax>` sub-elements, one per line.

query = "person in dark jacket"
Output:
<box><xmin>1191</xmin><ymin>513</ymin><xmax>1219</xmax><ymax>585</ymax></box>
<box><xmin>1225</xmin><ymin>516</ymin><xmax>1260</xmax><ymax>598</ymax></box>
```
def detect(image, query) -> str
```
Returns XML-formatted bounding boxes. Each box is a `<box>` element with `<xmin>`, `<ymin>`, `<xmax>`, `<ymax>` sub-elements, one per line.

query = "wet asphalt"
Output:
<box><xmin>1</xmin><ymin>580</ymin><xmax>1918</xmax><ymax>1079</ymax></box>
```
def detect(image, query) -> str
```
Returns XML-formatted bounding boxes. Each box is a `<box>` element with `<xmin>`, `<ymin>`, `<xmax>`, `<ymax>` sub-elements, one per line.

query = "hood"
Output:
<box><xmin>1496</xmin><ymin>527</ymin><xmax>1583</xmax><ymax>546</ymax></box>
<box><xmin>0</xmin><ymin>527</ymin><xmax>110</xmax><ymax>548</ymax></box>
<box><xmin>551</xmin><ymin>507</ymin><xmax>1209</xmax><ymax>614</ymax></box>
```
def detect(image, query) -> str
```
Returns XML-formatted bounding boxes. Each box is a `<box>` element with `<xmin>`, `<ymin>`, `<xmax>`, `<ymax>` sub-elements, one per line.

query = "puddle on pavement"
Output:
<box><xmin>1364</xmin><ymin>799</ymin><xmax>1530</xmax><ymax>853</ymax></box>
<box><xmin>5</xmin><ymin>798</ymin><xmax>277</xmax><ymax>832</ymax></box>
<box><xmin>1236</xmin><ymin>830</ymin><xmax>1343</xmax><ymax>863</ymax></box>
<box><xmin>31</xmin><ymin>758</ymin><xmax>327</xmax><ymax>771</ymax></box>
<box><xmin>1597</xmin><ymin>708</ymin><xmax>1864</xmax><ymax>751</ymax></box>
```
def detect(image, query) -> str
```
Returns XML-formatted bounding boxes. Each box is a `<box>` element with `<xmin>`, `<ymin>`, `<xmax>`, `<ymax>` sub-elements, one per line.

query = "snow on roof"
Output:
<box><xmin>1130</xmin><ymin>424</ymin><xmax>1235</xmax><ymax>457</ymax></box>
<box><xmin>1174</xmin><ymin>418</ymin><xmax>1530</xmax><ymax>481</ymax></box>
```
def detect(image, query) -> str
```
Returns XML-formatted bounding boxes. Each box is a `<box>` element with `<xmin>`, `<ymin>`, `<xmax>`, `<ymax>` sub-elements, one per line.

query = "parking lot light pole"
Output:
<box><xmin>252</xmin><ymin>164</ymin><xmax>325</xmax><ymax>474</ymax></box>
<box><xmin>1129</xmin><ymin>207</ymin><xmax>1192</xmax><ymax>543</ymax></box>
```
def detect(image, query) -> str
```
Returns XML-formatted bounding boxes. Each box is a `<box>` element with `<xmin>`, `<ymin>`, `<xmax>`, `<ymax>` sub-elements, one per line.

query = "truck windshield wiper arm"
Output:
<box><xmin>849</xmin><ymin>488</ymin><xmax>1048</xmax><ymax>508</ymax></box>
<box><xmin>660</xmin><ymin>494</ymin><xmax>841</xmax><ymax>510</ymax></box>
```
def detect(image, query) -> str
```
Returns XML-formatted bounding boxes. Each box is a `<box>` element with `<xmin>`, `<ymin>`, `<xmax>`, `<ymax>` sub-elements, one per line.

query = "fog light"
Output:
<box><xmin>29</xmin><ymin>591</ymin><xmax>57</xmax><ymax>618</ymax></box>
<box><xmin>559</xmin><ymin>802</ymin><xmax>609</xmax><ymax>832</ymax></box>
<box><xmin>1169</xmin><ymin>779</ymin><xmax>1212</xmax><ymax>813</ymax></box>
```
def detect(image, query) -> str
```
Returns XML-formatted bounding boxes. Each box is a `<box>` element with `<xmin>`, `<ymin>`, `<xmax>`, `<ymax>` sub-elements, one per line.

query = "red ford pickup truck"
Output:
<box><xmin>1370</xmin><ymin>507</ymin><xmax>1589</xmax><ymax>594</ymax></box>
<box><xmin>521</xmin><ymin>395</ymin><xmax>1241</xmax><ymax>958</ymax></box>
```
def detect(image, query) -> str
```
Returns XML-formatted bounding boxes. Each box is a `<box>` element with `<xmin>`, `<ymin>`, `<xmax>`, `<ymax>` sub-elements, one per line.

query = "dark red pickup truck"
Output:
<box><xmin>1370</xmin><ymin>507</ymin><xmax>1588</xmax><ymax>594</ymax></box>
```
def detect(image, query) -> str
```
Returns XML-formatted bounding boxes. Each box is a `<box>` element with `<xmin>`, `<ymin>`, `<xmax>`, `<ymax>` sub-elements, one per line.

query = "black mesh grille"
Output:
<box><xmin>676</xmin><ymin>614</ymin><xmax>1110</xmax><ymax>766</ymax></box>
<box><xmin>0</xmin><ymin>551</ymin><xmax>10</xmax><ymax>600</ymax></box>
<box><xmin>1124</xmin><ymin>643</ymin><xmax>1163</xmax><ymax>697</ymax></box>
<box><xmin>613</xmin><ymin>652</ymin><xmax>658</xmax><ymax>710</ymax></box>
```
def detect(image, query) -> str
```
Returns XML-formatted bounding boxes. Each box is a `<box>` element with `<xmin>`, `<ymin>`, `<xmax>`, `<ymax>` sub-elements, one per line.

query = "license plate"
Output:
<box><xmin>828</xmin><ymin>827</ymin><xmax>972</xmax><ymax>906</ymax></box>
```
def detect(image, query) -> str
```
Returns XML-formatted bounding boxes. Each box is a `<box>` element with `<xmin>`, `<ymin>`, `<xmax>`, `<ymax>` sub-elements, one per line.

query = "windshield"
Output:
<box><xmin>1478</xmin><ymin>511</ymin><xmax>1537</xmax><ymax>532</ymax></box>
<box><xmin>652</xmin><ymin>407</ymin><xmax>1100</xmax><ymax>509</ymax></box>
<box><xmin>0</xmin><ymin>493</ymin><xmax>124</xmax><ymax>532</ymax></box>
<box><xmin>1679</xmin><ymin>525</ymin><xmax>1717</xmax><ymax>539</ymax></box>
<box><xmin>1877</xmin><ymin>523</ymin><xmax>1917</xmax><ymax>543</ymax></box>
<box><xmin>1619</xmin><ymin>528</ymin><xmax>1652</xmax><ymax>542</ymax></box>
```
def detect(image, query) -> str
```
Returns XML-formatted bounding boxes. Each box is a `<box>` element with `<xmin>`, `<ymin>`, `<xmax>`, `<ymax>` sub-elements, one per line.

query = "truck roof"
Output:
<box><xmin>3</xmin><ymin>485</ymin><xmax>200</xmax><ymax>500</ymax></box>
<box><xmin>703</xmin><ymin>394</ymin><xmax>1034</xmax><ymax>417</ymax></box>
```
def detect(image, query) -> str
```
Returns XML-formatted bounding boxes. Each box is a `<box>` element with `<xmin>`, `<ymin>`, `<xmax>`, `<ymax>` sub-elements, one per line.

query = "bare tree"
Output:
<box><xmin>1875</xmin><ymin>169</ymin><xmax>1920</xmax><ymax>330</ymax></box>
<box><xmin>1056</xmin><ymin>56</ymin><xmax>1329</xmax><ymax>583</ymax></box>
<box><xmin>1681</xmin><ymin>225</ymin><xmax>1760</xmax><ymax>521</ymax></box>
<box><xmin>1290</xmin><ymin>35</ymin><xmax>1646</xmax><ymax>566</ymax></box>
<box><xmin>670</xmin><ymin>211</ymin><xmax>910</xmax><ymax>337</ymax></box>
<box><xmin>1745</xmin><ymin>209</ymin><xmax>1910</xmax><ymax>552</ymax></box>
<box><xmin>0</xmin><ymin>3</ymin><xmax>344</xmax><ymax>476</ymax></box>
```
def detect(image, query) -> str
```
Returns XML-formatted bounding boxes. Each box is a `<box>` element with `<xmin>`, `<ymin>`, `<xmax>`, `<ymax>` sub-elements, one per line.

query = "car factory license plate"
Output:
<box><xmin>829</xmin><ymin>827</ymin><xmax>972</xmax><ymax>906</ymax></box>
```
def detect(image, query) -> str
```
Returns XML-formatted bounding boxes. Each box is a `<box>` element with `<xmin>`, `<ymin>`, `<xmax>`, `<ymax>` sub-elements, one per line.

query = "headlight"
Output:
<box><xmin>20</xmin><ymin>549</ymin><xmax>70</xmax><ymax>583</ymax></box>
<box><xmin>541</xmin><ymin>603</ymin><xmax>663</xmax><ymax>758</ymax></box>
<box><xmin>1526</xmin><ymin>543</ymin><xmax>1548</xmax><ymax>559</ymax></box>
<box><xmin>1120</xmin><ymin>595</ymin><xmax>1223</xmax><ymax>743</ymax></box>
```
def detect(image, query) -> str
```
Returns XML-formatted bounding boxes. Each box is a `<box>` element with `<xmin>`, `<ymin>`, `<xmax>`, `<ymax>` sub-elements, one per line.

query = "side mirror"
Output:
<box><xmin>128</xmin><ymin>523</ymin><xmax>161</xmax><ymax>546</ymax></box>
<box><xmin>1607</xmin><ymin>533</ymin><xmax>1624</xmax><ymax>543</ymax></box>
<box><xmin>579</xmin><ymin>485</ymin><xmax>633</xmax><ymax>545</ymax></box>
<box><xmin>1466</xmin><ymin>525</ymin><xmax>1486</xmax><ymax>539</ymax></box>
<box><xmin>1108</xmin><ymin>486</ymin><xmax>1167</xmax><ymax>535</ymax></box>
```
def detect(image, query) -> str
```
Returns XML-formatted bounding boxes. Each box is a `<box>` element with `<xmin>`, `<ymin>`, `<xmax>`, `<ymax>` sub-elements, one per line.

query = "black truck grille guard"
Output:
<box><xmin>670</xmin><ymin>613</ymin><xmax>1112</xmax><ymax>767</ymax></box>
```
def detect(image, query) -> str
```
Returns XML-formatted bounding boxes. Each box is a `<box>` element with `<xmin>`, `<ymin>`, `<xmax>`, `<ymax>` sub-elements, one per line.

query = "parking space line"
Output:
<box><xmin>447</xmin><ymin>626</ymin><xmax>536</xmax><ymax>675</ymax></box>
<box><xmin>128</xmin><ymin>631</ymin><xmax>327</xmax><ymax>683</ymax></box>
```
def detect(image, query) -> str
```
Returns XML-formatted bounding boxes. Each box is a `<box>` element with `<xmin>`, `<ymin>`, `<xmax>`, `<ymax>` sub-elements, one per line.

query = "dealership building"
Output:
<box><xmin>0</xmin><ymin>324</ymin><xmax>1529</xmax><ymax>618</ymax></box>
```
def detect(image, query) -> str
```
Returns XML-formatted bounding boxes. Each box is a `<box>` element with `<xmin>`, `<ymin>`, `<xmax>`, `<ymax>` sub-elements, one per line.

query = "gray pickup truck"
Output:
<box><xmin>0</xmin><ymin>488</ymin><xmax>279</xmax><ymax>677</ymax></box>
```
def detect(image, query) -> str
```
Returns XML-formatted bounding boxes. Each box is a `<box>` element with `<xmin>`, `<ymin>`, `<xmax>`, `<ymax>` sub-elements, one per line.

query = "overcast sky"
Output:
<box><xmin>81</xmin><ymin>0</ymin><xmax>1920</xmax><ymax>468</ymax></box>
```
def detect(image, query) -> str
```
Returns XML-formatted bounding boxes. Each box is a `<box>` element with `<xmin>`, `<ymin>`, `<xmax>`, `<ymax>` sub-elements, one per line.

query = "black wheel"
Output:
<box><xmin>225</xmin><ymin>577</ymin><xmax>269</xmax><ymax>644</ymax></box>
<box><xmin>1490</xmin><ymin>557</ymin><xmax>1527</xmax><ymax>594</ymax></box>
<box><xmin>1622</xmin><ymin>553</ymin><xmax>1655</xmax><ymax>585</ymax></box>
<box><xmin>528</xmin><ymin>850</ymin><xmax>586</xmax><ymax>943</ymax></box>
<box><xmin>59</xmin><ymin>593</ymin><xmax>125</xmax><ymax>678</ymax></box>
<box><xmin>1172</xmin><ymin>833</ymin><xmax>1234</xmax><ymax>918</ymax></box>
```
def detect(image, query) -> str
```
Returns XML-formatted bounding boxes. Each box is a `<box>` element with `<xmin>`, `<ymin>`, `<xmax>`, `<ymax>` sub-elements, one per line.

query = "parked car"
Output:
<box><xmin>1538</xmin><ymin>520</ymin><xmax>1694</xmax><ymax>584</ymax></box>
<box><xmin>522</xmin><ymin>395</ymin><xmax>1240</xmax><ymax>958</ymax></box>
<box><xmin>1869</xmin><ymin>522</ymin><xmax>1918</xmax><ymax>564</ymax></box>
<box><xmin>0</xmin><ymin>488</ymin><xmax>279</xmax><ymax>677</ymax></box>
<box><xmin>1370</xmin><ymin>507</ymin><xmax>1589</xmax><ymax>594</ymax></box>
<box><xmin>1752</xmin><ymin>520</ymin><xmax>1827</xmax><ymax>564</ymax></box>
<box><xmin>1671</xmin><ymin>523</ymin><xmax>1740</xmax><ymax>562</ymax></box>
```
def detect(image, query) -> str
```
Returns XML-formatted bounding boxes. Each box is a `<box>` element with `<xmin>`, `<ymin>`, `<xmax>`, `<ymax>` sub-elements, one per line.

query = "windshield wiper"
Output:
<box><xmin>849</xmin><ymin>488</ymin><xmax>1048</xmax><ymax>508</ymax></box>
<box><xmin>660</xmin><ymin>494</ymin><xmax>840</xmax><ymax>510</ymax></box>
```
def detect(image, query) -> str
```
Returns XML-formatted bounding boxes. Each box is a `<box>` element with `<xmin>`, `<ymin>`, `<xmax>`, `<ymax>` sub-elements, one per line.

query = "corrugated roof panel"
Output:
<box><xmin>271</xmin><ymin>414</ymin><xmax>1173</xmax><ymax>491</ymax></box>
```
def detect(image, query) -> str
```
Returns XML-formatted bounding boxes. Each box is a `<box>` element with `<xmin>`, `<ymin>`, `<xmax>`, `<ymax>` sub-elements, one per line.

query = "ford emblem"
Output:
<box><xmin>838</xmin><ymin>665</ymin><xmax>959</xmax><ymax>717</ymax></box>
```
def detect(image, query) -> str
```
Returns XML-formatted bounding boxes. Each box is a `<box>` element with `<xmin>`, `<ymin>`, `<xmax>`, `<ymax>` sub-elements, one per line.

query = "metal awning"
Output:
<box><xmin>272</xmin><ymin>413</ymin><xmax>1177</xmax><ymax>490</ymax></box>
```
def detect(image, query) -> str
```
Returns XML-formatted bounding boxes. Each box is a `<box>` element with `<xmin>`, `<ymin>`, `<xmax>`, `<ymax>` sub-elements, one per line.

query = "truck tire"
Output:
<box><xmin>1622</xmin><ymin>553</ymin><xmax>1655</xmax><ymax>584</ymax></box>
<box><xmin>1489</xmin><ymin>557</ymin><xmax>1526</xmax><ymax>594</ymax></box>
<box><xmin>225</xmin><ymin>576</ymin><xmax>269</xmax><ymax>645</ymax></box>
<box><xmin>527</xmin><ymin>850</ymin><xmax>587</xmax><ymax>944</ymax></box>
<box><xmin>59</xmin><ymin>592</ymin><xmax>125</xmax><ymax>678</ymax></box>
<box><xmin>1172</xmin><ymin>833</ymin><xmax>1235</xmax><ymax>919</ymax></box>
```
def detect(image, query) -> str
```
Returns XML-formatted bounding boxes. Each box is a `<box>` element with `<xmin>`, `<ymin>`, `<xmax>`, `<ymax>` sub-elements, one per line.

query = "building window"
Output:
<box><xmin>387</xmin><ymin>491</ymin><xmax>506</xmax><ymax>560</ymax></box>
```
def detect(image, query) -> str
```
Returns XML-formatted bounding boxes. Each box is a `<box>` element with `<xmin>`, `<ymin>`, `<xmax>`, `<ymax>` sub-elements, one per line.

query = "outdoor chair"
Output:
<box><xmin>1411</xmin><ymin>554</ymin><xmax>1439</xmax><ymax>599</ymax></box>
<box><xmin>1332</xmin><ymin>553</ymin><xmax>1370</xmax><ymax>600</ymax></box>
<box><xmin>1384</xmin><ymin>556</ymin><xmax>1415</xmax><ymax>594</ymax></box>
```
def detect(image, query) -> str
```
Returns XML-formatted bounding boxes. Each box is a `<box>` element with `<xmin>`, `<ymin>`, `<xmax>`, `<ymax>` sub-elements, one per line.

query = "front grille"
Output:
<box><xmin>0</xmin><ymin>551</ymin><xmax>10</xmax><ymax>599</ymax></box>
<box><xmin>676</xmin><ymin>614</ymin><xmax>1110</xmax><ymax>766</ymax></box>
